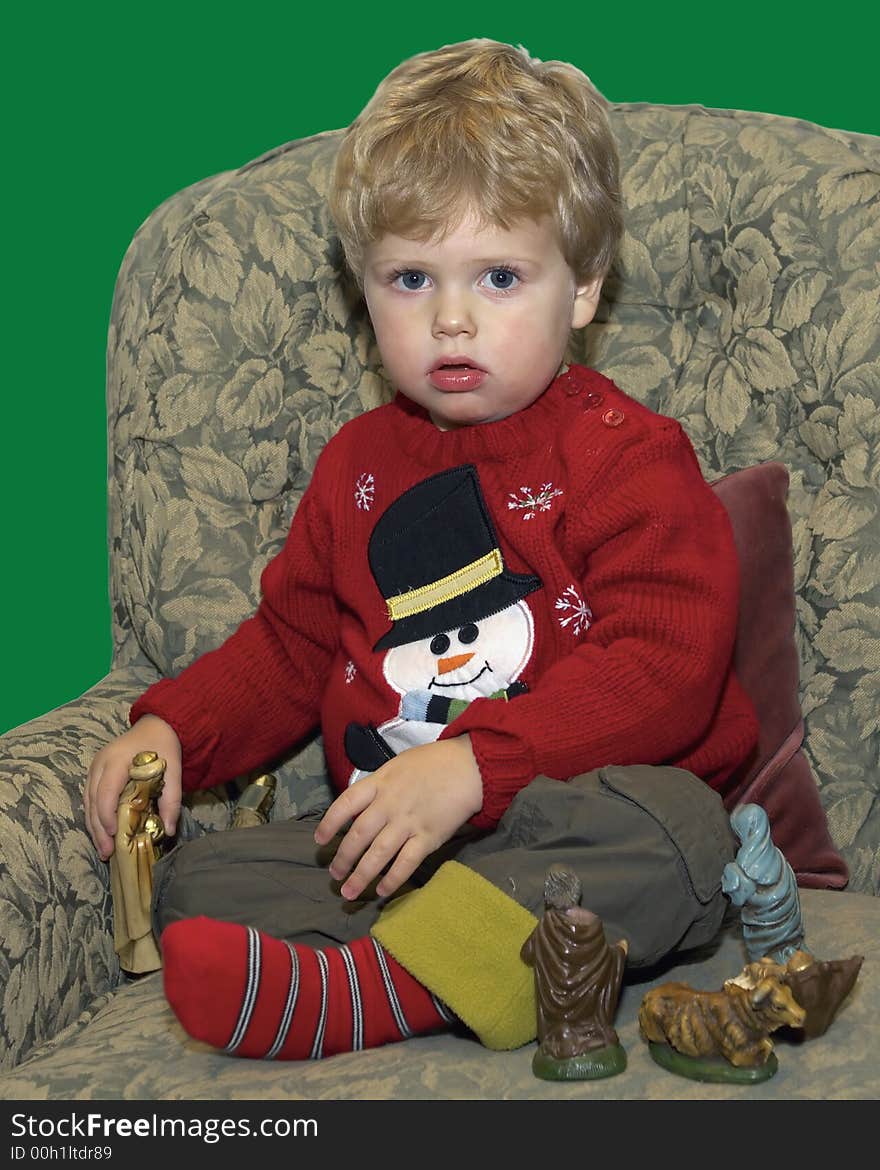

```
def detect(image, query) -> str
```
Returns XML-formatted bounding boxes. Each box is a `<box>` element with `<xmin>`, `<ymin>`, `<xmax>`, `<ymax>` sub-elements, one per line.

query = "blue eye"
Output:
<box><xmin>484</xmin><ymin>268</ymin><xmax>519</xmax><ymax>291</ymax></box>
<box><xmin>394</xmin><ymin>270</ymin><xmax>428</xmax><ymax>291</ymax></box>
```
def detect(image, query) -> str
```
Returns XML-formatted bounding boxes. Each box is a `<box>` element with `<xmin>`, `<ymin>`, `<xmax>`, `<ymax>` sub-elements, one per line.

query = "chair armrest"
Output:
<box><xmin>0</xmin><ymin>664</ymin><xmax>160</xmax><ymax>1072</ymax></box>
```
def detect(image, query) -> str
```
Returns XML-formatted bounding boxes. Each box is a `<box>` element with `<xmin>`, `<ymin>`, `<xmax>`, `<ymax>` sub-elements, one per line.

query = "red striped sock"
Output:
<box><xmin>161</xmin><ymin>916</ymin><xmax>455</xmax><ymax>1059</ymax></box>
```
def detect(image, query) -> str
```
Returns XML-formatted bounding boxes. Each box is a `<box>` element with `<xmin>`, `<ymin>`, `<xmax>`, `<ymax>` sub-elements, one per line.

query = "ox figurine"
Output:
<box><xmin>639</xmin><ymin>975</ymin><xmax>806</xmax><ymax>1082</ymax></box>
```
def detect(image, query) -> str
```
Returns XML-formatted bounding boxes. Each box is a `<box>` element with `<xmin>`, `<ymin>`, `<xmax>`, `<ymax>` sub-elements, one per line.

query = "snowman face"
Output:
<box><xmin>383</xmin><ymin>601</ymin><xmax>534</xmax><ymax>701</ymax></box>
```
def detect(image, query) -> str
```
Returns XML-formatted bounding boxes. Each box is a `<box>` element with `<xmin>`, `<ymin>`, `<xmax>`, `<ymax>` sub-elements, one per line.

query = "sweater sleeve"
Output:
<box><xmin>130</xmin><ymin>468</ymin><xmax>340</xmax><ymax>792</ymax></box>
<box><xmin>442</xmin><ymin>421</ymin><xmax>753</xmax><ymax>828</ymax></box>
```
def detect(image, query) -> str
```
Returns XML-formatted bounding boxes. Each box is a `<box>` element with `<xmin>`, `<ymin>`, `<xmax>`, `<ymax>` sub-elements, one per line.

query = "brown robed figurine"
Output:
<box><xmin>521</xmin><ymin>863</ymin><xmax>628</xmax><ymax>1080</ymax></box>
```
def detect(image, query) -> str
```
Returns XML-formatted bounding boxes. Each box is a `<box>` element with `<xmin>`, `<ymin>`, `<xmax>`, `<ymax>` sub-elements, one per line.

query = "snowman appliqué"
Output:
<box><xmin>344</xmin><ymin>464</ymin><xmax>542</xmax><ymax>783</ymax></box>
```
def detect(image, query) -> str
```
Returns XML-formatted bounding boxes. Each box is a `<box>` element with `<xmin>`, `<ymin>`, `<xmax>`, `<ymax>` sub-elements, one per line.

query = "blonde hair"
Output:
<box><xmin>329</xmin><ymin>39</ymin><xmax>623</xmax><ymax>288</ymax></box>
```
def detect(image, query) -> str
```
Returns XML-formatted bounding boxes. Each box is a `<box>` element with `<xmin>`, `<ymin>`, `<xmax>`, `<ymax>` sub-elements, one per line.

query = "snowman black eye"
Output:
<box><xmin>458</xmin><ymin>623</ymin><xmax>479</xmax><ymax>644</ymax></box>
<box><xmin>430</xmin><ymin>633</ymin><xmax>451</xmax><ymax>655</ymax></box>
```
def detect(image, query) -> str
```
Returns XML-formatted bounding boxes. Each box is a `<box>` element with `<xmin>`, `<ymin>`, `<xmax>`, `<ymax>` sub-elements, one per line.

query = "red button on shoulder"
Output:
<box><xmin>583</xmin><ymin>390</ymin><xmax>604</xmax><ymax>410</ymax></box>
<box><xmin>602</xmin><ymin>408</ymin><xmax>625</xmax><ymax>427</ymax></box>
<box><xmin>560</xmin><ymin>371</ymin><xmax>581</xmax><ymax>396</ymax></box>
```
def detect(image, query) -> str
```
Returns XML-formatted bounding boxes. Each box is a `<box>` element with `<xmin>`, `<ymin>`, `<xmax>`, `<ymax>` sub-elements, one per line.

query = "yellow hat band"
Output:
<box><xmin>386</xmin><ymin>548</ymin><xmax>503</xmax><ymax>622</ymax></box>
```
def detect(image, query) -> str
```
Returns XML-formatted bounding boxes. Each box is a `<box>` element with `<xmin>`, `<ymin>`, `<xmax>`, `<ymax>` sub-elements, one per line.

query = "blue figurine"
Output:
<box><xmin>722</xmin><ymin>804</ymin><xmax>809</xmax><ymax>965</ymax></box>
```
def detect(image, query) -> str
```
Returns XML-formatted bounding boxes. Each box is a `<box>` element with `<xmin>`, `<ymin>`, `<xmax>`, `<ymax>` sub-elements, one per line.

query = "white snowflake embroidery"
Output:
<box><xmin>344</xmin><ymin>661</ymin><xmax>357</xmax><ymax>684</ymax></box>
<box><xmin>507</xmin><ymin>483</ymin><xmax>563</xmax><ymax>520</ymax></box>
<box><xmin>555</xmin><ymin>584</ymin><xmax>592</xmax><ymax>636</ymax></box>
<box><xmin>354</xmin><ymin>472</ymin><xmax>375</xmax><ymax>512</ymax></box>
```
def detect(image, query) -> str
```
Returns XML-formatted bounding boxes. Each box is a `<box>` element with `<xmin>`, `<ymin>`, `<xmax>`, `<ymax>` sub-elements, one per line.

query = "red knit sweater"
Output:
<box><xmin>131</xmin><ymin>365</ymin><xmax>759</xmax><ymax>829</ymax></box>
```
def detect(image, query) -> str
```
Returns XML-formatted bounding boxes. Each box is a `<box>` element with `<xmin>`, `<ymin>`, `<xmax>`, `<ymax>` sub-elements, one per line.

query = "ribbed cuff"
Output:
<box><xmin>462</xmin><ymin>726</ymin><xmax>536</xmax><ymax>830</ymax></box>
<box><xmin>130</xmin><ymin>680</ymin><xmax>220</xmax><ymax>792</ymax></box>
<box><xmin>371</xmin><ymin>860</ymin><xmax>538</xmax><ymax>1050</ymax></box>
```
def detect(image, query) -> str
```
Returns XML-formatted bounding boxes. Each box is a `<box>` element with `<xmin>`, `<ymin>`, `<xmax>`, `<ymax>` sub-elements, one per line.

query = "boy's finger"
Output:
<box><xmin>374</xmin><ymin>839</ymin><xmax>426</xmax><ymax>899</ymax></box>
<box><xmin>314</xmin><ymin>780</ymin><xmax>375</xmax><ymax>844</ymax></box>
<box><xmin>95</xmin><ymin>773</ymin><xmax>122</xmax><ymax>841</ymax></box>
<box><xmin>327</xmin><ymin>803</ymin><xmax>387</xmax><ymax>882</ymax></box>
<box><xmin>340</xmin><ymin>825</ymin><xmax>408</xmax><ymax>901</ymax></box>
<box><xmin>83</xmin><ymin>764</ymin><xmax>111</xmax><ymax>859</ymax></box>
<box><xmin>87</xmin><ymin>799</ymin><xmax>115</xmax><ymax>861</ymax></box>
<box><xmin>157</xmin><ymin>772</ymin><xmax>182</xmax><ymax>839</ymax></box>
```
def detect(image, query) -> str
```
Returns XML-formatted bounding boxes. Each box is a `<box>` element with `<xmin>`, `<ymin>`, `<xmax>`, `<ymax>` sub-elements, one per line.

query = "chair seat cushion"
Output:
<box><xmin>0</xmin><ymin>889</ymin><xmax>873</xmax><ymax>1100</ymax></box>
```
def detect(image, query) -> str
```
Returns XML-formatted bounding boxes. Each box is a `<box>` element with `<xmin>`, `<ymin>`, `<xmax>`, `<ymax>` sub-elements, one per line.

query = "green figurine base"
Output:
<box><xmin>647</xmin><ymin>1041</ymin><xmax>778</xmax><ymax>1084</ymax></box>
<box><xmin>532</xmin><ymin>1043</ymin><xmax>627</xmax><ymax>1081</ymax></box>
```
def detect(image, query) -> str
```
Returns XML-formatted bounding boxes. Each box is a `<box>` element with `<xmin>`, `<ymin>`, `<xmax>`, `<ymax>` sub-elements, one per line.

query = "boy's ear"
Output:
<box><xmin>571</xmin><ymin>277</ymin><xmax>603</xmax><ymax>329</ymax></box>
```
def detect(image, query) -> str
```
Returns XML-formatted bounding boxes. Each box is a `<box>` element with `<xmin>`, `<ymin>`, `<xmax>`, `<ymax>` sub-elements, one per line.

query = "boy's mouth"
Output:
<box><xmin>428</xmin><ymin>356</ymin><xmax>487</xmax><ymax>392</ymax></box>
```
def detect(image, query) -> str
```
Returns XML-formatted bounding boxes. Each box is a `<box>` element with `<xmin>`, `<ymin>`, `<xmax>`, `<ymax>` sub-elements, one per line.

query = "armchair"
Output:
<box><xmin>1</xmin><ymin>101</ymin><xmax>877</xmax><ymax>1100</ymax></box>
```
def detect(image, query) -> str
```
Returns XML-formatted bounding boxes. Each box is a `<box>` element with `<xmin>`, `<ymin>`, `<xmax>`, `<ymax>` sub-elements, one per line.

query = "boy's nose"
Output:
<box><xmin>437</xmin><ymin>653</ymin><xmax>474</xmax><ymax>675</ymax></box>
<box><xmin>432</xmin><ymin>292</ymin><xmax>475</xmax><ymax>338</ymax></box>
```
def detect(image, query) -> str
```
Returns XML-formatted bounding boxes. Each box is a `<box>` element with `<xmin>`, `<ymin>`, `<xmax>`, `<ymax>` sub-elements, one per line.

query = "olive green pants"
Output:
<box><xmin>153</xmin><ymin>765</ymin><xmax>735</xmax><ymax>970</ymax></box>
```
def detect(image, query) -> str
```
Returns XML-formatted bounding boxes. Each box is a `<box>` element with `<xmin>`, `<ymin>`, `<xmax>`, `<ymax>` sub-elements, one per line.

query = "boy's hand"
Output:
<box><xmin>84</xmin><ymin>715</ymin><xmax>183</xmax><ymax>861</ymax></box>
<box><xmin>314</xmin><ymin>735</ymin><xmax>483</xmax><ymax>901</ymax></box>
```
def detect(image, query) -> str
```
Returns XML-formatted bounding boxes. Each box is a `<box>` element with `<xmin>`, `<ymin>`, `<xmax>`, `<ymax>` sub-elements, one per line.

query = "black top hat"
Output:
<box><xmin>369</xmin><ymin>464</ymin><xmax>541</xmax><ymax>650</ymax></box>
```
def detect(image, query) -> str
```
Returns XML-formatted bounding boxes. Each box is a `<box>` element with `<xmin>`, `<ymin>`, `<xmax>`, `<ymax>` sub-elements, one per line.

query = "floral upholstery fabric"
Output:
<box><xmin>1</xmin><ymin>103</ymin><xmax>877</xmax><ymax>1092</ymax></box>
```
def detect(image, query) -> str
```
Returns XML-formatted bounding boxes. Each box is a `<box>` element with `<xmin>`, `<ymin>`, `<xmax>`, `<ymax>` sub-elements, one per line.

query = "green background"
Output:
<box><xmin>3</xmin><ymin>1</ymin><xmax>878</xmax><ymax>735</ymax></box>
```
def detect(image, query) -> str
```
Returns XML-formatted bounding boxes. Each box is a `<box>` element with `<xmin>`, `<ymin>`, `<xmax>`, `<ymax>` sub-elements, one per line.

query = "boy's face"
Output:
<box><xmin>362</xmin><ymin>213</ymin><xmax>602</xmax><ymax>430</ymax></box>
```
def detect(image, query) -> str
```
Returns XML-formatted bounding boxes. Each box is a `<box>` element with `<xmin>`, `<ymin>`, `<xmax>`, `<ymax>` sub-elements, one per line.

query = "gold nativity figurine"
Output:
<box><xmin>230</xmin><ymin>772</ymin><xmax>277</xmax><ymax>829</ymax></box>
<box><xmin>521</xmin><ymin>863</ymin><xmax>628</xmax><ymax>1081</ymax></box>
<box><xmin>108</xmin><ymin>760</ymin><xmax>280</xmax><ymax>974</ymax></box>
<box><xmin>108</xmin><ymin>751</ymin><xmax>168</xmax><ymax>975</ymax></box>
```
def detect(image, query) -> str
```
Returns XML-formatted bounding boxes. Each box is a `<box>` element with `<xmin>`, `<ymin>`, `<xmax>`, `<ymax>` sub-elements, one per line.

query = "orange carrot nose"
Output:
<box><xmin>438</xmin><ymin>653</ymin><xmax>474</xmax><ymax>675</ymax></box>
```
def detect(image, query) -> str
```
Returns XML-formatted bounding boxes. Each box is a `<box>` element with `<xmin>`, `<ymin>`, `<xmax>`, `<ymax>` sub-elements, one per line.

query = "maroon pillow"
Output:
<box><xmin>712</xmin><ymin>462</ymin><xmax>848</xmax><ymax>890</ymax></box>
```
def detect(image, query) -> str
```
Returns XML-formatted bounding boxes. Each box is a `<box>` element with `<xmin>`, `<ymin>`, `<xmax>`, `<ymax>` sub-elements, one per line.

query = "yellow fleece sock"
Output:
<box><xmin>371</xmin><ymin>860</ymin><xmax>538</xmax><ymax>1051</ymax></box>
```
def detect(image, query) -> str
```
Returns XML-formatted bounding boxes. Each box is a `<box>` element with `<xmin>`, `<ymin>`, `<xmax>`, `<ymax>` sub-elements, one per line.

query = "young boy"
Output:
<box><xmin>84</xmin><ymin>39</ymin><xmax>759</xmax><ymax>1060</ymax></box>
